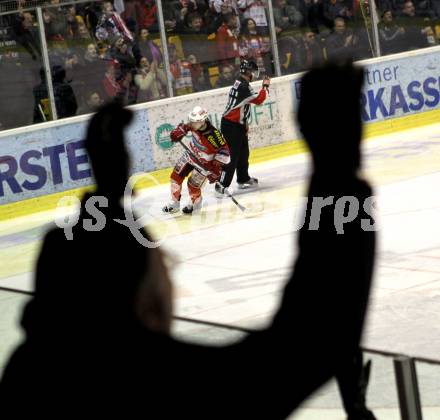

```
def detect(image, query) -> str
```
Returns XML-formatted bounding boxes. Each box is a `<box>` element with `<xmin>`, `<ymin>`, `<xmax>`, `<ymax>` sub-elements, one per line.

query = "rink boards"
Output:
<box><xmin>2</xmin><ymin>46</ymin><xmax>440</xmax><ymax>219</ymax></box>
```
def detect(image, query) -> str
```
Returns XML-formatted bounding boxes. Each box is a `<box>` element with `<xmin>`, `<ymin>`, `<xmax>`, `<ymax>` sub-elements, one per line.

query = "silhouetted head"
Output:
<box><xmin>38</xmin><ymin>67</ymin><xmax>46</xmax><ymax>82</ymax></box>
<box><xmin>298</xmin><ymin>63</ymin><xmax>364</xmax><ymax>174</ymax></box>
<box><xmin>51</xmin><ymin>65</ymin><xmax>66</xmax><ymax>83</ymax></box>
<box><xmin>85</xmin><ymin>101</ymin><xmax>133</xmax><ymax>201</ymax></box>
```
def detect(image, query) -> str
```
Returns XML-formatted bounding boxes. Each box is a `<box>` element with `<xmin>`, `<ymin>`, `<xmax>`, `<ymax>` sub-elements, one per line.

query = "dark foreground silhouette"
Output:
<box><xmin>0</xmin><ymin>64</ymin><xmax>375</xmax><ymax>419</ymax></box>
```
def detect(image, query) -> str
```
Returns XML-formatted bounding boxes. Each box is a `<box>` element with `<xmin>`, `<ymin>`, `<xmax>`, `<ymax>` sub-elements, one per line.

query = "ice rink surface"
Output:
<box><xmin>1</xmin><ymin>122</ymin><xmax>440</xmax><ymax>417</ymax></box>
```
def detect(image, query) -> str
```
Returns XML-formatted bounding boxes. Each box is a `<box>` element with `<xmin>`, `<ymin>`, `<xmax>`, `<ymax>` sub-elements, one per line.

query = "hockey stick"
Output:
<box><xmin>224</xmin><ymin>190</ymin><xmax>246</xmax><ymax>212</ymax></box>
<box><xmin>177</xmin><ymin>139</ymin><xmax>247</xmax><ymax>212</ymax></box>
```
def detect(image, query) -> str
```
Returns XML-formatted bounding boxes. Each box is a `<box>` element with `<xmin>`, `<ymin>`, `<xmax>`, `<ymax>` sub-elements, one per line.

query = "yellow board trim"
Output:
<box><xmin>2</xmin><ymin>109</ymin><xmax>440</xmax><ymax>222</ymax></box>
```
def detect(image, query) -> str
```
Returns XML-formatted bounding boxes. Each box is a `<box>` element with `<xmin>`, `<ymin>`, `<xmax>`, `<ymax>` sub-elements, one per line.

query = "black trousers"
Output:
<box><xmin>336</xmin><ymin>349</ymin><xmax>371</xmax><ymax>416</ymax></box>
<box><xmin>220</xmin><ymin>118</ymin><xmax>250</xmax><ymax>187</ymax></box>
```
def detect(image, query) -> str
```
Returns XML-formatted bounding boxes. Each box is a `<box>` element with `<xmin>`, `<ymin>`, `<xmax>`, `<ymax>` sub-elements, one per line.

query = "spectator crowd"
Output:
<box><xmin>1</xmin><ymin>0</ymin><xmax>440</xmax><ymax>130</ymax></box>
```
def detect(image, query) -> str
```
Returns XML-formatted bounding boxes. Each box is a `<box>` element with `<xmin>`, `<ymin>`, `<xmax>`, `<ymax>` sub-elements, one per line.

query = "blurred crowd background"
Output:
<box><xmin>0</xmin><ymin>0</ymin><xmax>439</xmax><ymax>130</ymax></box>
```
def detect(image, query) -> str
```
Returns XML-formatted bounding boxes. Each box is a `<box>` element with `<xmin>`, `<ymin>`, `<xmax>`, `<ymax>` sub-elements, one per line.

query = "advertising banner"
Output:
<box><xmin>0</xmin><ymin>109</ymin><xmax>153</xmax><ymax>204</ymax></box>
<box><xmin>148</xmin><ymin>84</ymin><xmax>284</xmax><ymax>170</ymax></box>
<box><xmin>290</xmin><ymin>49</ymin><xmax>440</xmax><ymax>124</ymax></box>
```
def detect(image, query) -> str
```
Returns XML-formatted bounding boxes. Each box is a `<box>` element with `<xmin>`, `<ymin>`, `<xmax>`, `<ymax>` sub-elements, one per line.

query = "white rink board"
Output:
<box><xmin>147</xmin><ymin>80</ymin><xmax>290</xmax><ymax>170</ymax></box>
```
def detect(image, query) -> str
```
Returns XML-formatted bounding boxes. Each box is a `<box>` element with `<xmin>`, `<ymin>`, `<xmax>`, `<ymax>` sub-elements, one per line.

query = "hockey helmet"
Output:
<box><xmin>240</xmin><ymin>59</ymin><xmax>259</xmax><ymax>79</ymax></box>
<box><xmin>188</xmin><ymin>106</ymin><xmax>209</xmax><ymax>124</ymax></box>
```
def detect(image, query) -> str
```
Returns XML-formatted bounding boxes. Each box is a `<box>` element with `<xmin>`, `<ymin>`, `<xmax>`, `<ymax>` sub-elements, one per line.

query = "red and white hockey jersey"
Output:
<box><xmin>171</xmin><ymin>120</ymin><xmax>231</xmax><ymax>172</ymax></box>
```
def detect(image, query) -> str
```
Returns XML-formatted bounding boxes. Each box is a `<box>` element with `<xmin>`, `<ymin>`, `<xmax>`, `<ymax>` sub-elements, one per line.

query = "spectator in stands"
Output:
<box><xmin>183</xmin><ymin>11</ymin><xmax>206</xmax><ymax>34</ymax></box>
<box><xmin>323</xmin><ymin>0</ymin><xmax>353</xmax><ymax>23</ymax></box>
<box><xmin>118</xmin><ymin>70</ymin><xmax>137</xmax><ymax>105</ymax></box>
<box><xmin>356</xmin><ymin>29</ymin><xmax>374</xmax><ymax>60</ymax></box>
<box><xmin>102</xmin><ymin>59</ymin><xmax>122</xmax><ymax>99</ymax></box>
<box><xmin>95</xmin><ymin>0</ymin><xmax>134</xmax><ymax>46</ymax></box>
<box><xmin>273</xmin><ymin>0</ymin><xmax>303</xmax><ymax>34</ymax></box>
<box><xmin>187</xmin><ymin>53</ymin><xmax>211</xmax><ymax>91</ymax></box>
<box><xmin>208</xmin><ymin>0</ymin><xmax>241</xmax><ymax>33</ymax></box>
<box><xmin>62</xmin><ymin>49</ymin><xmax>83</xmax><ymax>100</ymax></box>
<box><xmin>399</xmin><ymin>0</ymin><xmax>416</xmax><ymax>18</ymax></box>
<box><xmin>239</xmin><ymin>18</ymin><xmax>271</xmax><ymax>76</ymax></box>
<box><xmin>133</xmin><ymin>28</ymin><xmax>163</xmax><ymax>65</ymax></box>
<box><xmin>409</xmin><ymin>0</ymin><xmax>433</xmax><ymax>17</ymax></box>
<box><xmin>33</xmin><ymin>67</ymin><xmax>49</xmax><ymax>123</ymax></box>
<box><xmin>397</xmin><ymin>1</ymin><xmax>434</xmax><ymax>49</ymax></box>
<box><xmin>77</xmin><ymin>91</ymin><xmax>105</xmax><ymax>115</ymax></box>
<box><xmin>169</xmin><ymin>0</ymin><xmax>208</xmax><ymax>28</ymax></box>
<box><xmin>52</xmin><ymin>64</ymin><xmax>78</xmax><ymax>118</ymax></box>
<box><xmin>214</xmin><ymin>63</ymin><xmax>236</xmax><ymax>87</ymax></box>
<box><xmin>48</xmin><ymin>39</ymin><xmax>76</xmax><ymax>72</ymax></box>
<box><xmin>161</xmin><ymin>5</ymin><xmax>179</xmax><ymax>34</ymax></box>
<box><xmin>81</xmin><ymin>1</ymin><xmax>104</xmax><ymax>34</ymax></box>
<box><xmin>0</xmin><ymin>67</ymin><xmax>376</xmax><ymax>418</ymax></box>
<box><xmin>238</xmin><ymin>0</ymin><xmax>269</xmax><ymax>35</ymax></box>
<box><xmin>210</xmin><ymin>0</ymin><xmax>240</xmax><ymax>15</ymax></box>
<box><xmin>143</xmin><ymin>0</ymin><xmax>160</xmax><ymax>32</ymax></box>
<box><xmin>168</xmin><ymin>43</ymin><xmax>194</xmax><ymax>95</ymax></box>
<box><xmin>304</xmin><ymin>0</ymin><xmax>334</xmax><ymax>32</ymax></box>
<box><xmin>121</xmin><ymin>0</ymin><xmax>158</xmax><ymax>34</ymax></box>
<box><xmin>325</xmin><ymin>17</ymin><xmax>358</xmax><ymax>62</ymax></box>
<box><xmin>278</xmin><ymin>35</ymin><xmax>300</xmax><ymax>74</ymax></box>
<box><xmin>378</xmin><ymin>10</ymin><xmax>406</xmax><ymax>54</ymax></box>
<box><xmin>110</xmin><ymin>37</ymin><xmax>137</xmax><ymax>76</ymax></box>
<box><xmin>84</xmin><ymin>42</ymin><xmax>99</xmax><ymax>62</ymax></box>
<box><xmin>42</xmin><ymin>0</ymin><xmax>69</xmax><ymax>41</ymax></box>
<box><xmin>12</xmin><ymin>10</ymin><xmax>40</xmax><ymax>60</ymax></box>
<box><xmin>65</xmin><ymin>5</ymin><xmax>80</xmax><ymax>39</ymax></box>
<box><xmin>134</xmin><ymin>56</ymin><xmax>167</xmax><ymax>102</ymax></box>
<box><xmin>180</xmin><ymin>11</ymin><xmax>217</xmax><ymax>67</ymax></box>
<box><xmin>77</xmin><ymin>21</ymin><xmax>92</xmax><ymax>40</ymax></box>
<box><xmin>296</xmin><ymin>29</ymin><xmax>325</xmax><ymax>70</ymax></box>
<box><xmin>77</xmin><ymin>43</ymin><xmax>107</xmax><ymax>103</ymax></box>
<box><xmin>180</xmin><ymin>12</ymin><xmax>211</xmax><ymax>51</ymax></box>
<box><xmin>216</xmin><ymin>13</ymin><xmax>240</xmax><ymax>65</ymax></box>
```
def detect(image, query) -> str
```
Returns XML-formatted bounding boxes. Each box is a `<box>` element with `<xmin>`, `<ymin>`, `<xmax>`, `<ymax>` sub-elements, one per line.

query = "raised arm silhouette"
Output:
<box><xmin>1</xmin><ymin>64</ymin><xmax>375</xmax><ymax>419</ymax></box>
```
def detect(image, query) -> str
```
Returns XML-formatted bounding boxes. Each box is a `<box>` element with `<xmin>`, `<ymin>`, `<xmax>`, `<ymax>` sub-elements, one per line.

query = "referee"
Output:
<box><xmin>215</xmin><ymin>60</ymin><xmax>270</xmax><ymax>197</ymax></box>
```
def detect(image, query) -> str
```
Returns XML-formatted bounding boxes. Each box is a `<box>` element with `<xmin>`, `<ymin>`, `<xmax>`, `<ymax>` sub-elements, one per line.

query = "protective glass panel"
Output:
<box><xmin>376</xmin><ymin>0</ymin><xmax>439</xmax><ymax>56</ymax></box>
<box><xmin>0</xmin><ymin>10</ymin><xmax>51</xmax><ymax>130</ymax></box>
<box><xmin>42</xmin><ymin>0</ymin><xmax>166</xmax><ymax>117</ymax></box>
<box><xmin>163</xmin><ymin>0</ymin><xmax>276</xmax><ymax>96</ymax></box>
<box><xmin>275</xmin><ymin>0</ymin><xmax>375</xmax><ymax>75</ymax></box>
<box><xmin>416</xmin><ymin>360</ymin><xmax>440</xmax><ymax>418</ymax></box>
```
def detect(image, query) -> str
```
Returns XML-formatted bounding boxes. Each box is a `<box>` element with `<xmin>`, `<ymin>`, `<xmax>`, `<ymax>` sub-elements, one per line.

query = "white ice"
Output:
<box><xmin>1</xmin><ymin>122</ymin><xmax>440</xmax><ymax>418</ymax></box>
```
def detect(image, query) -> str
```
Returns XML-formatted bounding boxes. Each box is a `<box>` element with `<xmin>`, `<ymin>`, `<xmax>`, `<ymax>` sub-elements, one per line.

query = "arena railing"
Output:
<box><xmin>0</xmin><ymin>285</ymin><xmax>438</xmax><ymax>419</ymax></box>
<box><xmin>1</xmin><ymin>0</ymin><xmax>440</xmax><ymax>131</ymax></box>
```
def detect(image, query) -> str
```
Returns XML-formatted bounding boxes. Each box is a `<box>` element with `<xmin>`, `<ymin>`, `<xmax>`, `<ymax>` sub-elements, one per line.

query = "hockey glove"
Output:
<box><xmin>170</xmin><ymin>123</ymin><xmax>190</xmax><ymax>142</ymax></box>
<box><xmin>206</xmin><ymin>160</ymin><xmax>222</xmax><ymax>183</ymax></box>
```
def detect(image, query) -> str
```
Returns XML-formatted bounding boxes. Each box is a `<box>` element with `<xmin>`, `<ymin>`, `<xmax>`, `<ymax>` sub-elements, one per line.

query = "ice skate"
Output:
<box><xmin>215</xmin><ymin>182</ymin><xmax>232</xmax><ymax>198</ymax></box>
<box><xmin>237</xmin><ymin>177</ymin><xmax>258</xmax><ymax>190</ymax></box>
<box><xmin>182</xmin><ymin>198</ymin><xmax>202</xmax><ymax>214</ymax></box>
<box><xmin>162</xmin><ymin>201</ymin><xmax>180</xmax><ymax>214</ymax></box>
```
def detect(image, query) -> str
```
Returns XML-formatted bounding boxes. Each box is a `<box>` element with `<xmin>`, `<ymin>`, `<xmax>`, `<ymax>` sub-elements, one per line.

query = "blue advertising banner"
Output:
<box><xmin>291</xmin><ymin>50</ymin><xmax>440</xmax><ymax>124</ymax></box>
<box><xmin>0</xmin><ymin>108</ymin><xmax>153</xmax><ymax>204</ymax></box>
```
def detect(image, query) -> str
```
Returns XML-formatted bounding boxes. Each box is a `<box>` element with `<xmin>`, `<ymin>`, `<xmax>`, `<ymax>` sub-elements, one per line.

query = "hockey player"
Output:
<box><xmin>162</xmin><ymin>106</ymin><xmax>230</xmax><ymax>214</ymax></box>
<box><xmin>215</xmin><ymin>59</ymin><xmax>270</xmax><ymax>197</ymax></box>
